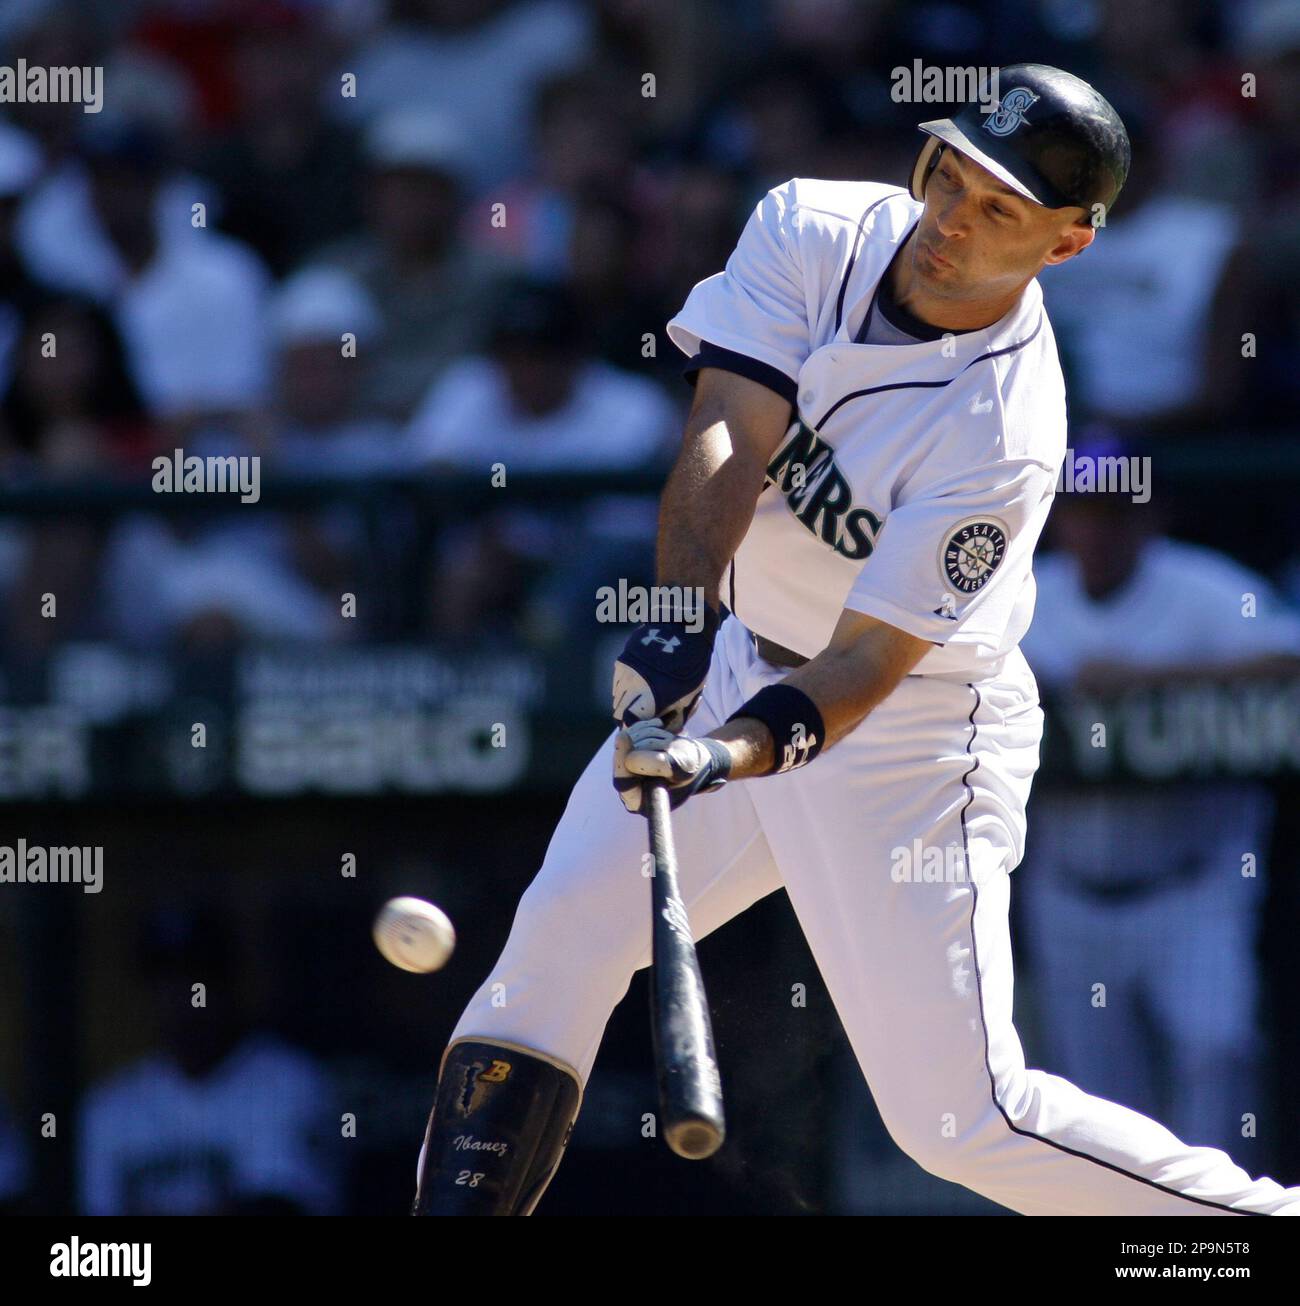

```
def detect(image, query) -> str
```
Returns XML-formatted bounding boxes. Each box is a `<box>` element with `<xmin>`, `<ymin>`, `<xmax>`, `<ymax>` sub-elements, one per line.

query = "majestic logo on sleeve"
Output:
<box><xmin>765</xmin><ymin>422</ymin><xmax>883</xmax><ymax>561</ymax></box>
<box><xmin>941</xmin><ymin>518</ymin><xmax>1007</xmax><ymax>593</ymax></box>
<box><xmin>983</xmin><ymin>86</ymin><xmax>1038</xmax><ymax>137</ymax></box>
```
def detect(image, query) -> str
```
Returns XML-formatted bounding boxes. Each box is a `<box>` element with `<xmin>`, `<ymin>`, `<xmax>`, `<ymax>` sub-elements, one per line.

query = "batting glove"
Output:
<box><xmin>611</xmin><ymin>605</ymin><xmax>721</xmax><ymax>732</ymax></box>
<box><xmin>613</xmin><ymin>717</ymin><xmax>733</xmax><ymax>814</ymax></box>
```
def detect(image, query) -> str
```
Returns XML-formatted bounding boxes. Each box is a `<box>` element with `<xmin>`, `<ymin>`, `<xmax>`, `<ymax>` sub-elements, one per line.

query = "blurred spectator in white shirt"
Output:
<box><xmin>266</xmin><ymin>266</ymin><xmax>401</xmax><ymax>477</ymax></box>
<box><xmin>16</xmin><ymin>118</ymin><xmax>272</xmax><ymax>424</ymax></box>
<box><xmin>334</xmin><ymin>0</ymin><xmax>593</xmax><ymax>191</ymax></box>
<box><xmin>260</xmin><ymin>267</ymin><xmax>405</xmax><ymax>629</ymax></box>
<box><xmin>405</xmin><ymin>279</ymin><xmax>676</xmax><ymax>473</ymax></box>
<box><xmin>85</xmin><ymin>268</ymin><xmax>374</xmax><ymax>652</ymax></box>
<box><xmin>311</xmin><ymin>107</ymin><xmax>510</xmax><ymax>420</ymax></box>
<box><xmin>97</xmin><ymin>262</ymin><xmax>355</xmax><ymax>652</ymax></box>
<box><xmin>404</xmin><ymin>277</ymin><xmax>677</xmax><ymax>645</ymax></box>
<box><xmin>78</xmin><ymin>902</ymin><xmax>341</xmax><ymax>1216</ymax></box>
<box><xmin>101</xmin><ymin>511</ymin><xmax>344</xmax><ymax>651</ymax></box>
<box><xmin>1039</xmin><ymin>120</ymin><xmax>1250</xmax><ymax>433</ymax></box>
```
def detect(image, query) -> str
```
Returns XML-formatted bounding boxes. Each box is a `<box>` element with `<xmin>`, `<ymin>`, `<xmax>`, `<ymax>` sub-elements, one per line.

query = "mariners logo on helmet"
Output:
<box><xmin>909</xmin><ymin>63</ymin><xmax>1131</xmax><ymax>214</ymax></box>
<box><xmin>983</xmin><ymin>86</ymin><xmax>1039</xmax><ymax>137</ymax></box>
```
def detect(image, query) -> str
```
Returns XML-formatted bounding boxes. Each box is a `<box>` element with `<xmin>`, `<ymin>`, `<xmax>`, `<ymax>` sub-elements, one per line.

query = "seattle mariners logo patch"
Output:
<box><xmin>941</xmin><ymin>518</ymin><xmax>1007</xmax><ymax>594</ymax></box>
<box><xmin>983</xmin><ymin>86</ymin><xmax>1038</xmax><ymax>136</ymax></box>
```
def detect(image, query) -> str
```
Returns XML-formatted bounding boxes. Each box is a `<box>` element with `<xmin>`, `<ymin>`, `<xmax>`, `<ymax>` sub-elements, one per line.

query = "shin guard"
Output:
<box><xmin>411</xmin><ymin>1038</ymin><xmax>582</xmax><ymax>1216</ymax></box>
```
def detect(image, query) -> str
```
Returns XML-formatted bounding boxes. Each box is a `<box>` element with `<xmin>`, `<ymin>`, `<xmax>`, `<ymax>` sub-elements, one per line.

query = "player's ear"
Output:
<box><xmin>1043</xmin><ymin>219</ymin><xmax>1094</xmax><ymax>266</ymax></box>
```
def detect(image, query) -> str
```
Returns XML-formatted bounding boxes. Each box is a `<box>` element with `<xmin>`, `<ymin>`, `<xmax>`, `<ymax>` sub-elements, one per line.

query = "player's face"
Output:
<box><xmin>915</xmin><ymin>148</ymin><xmax>1093</xmax><ymax>298</ymax></box>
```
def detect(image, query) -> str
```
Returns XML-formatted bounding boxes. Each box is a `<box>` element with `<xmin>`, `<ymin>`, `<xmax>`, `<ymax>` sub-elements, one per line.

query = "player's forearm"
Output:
<box><xmin>654</xmin><ymin>369</ymin><xmax>792</xmax><ymax>611</ymax></box>
<box><xmin>706</xmin><ymin>624</ymin><xmax>930</xmax><ymax>780</ymax></box>
<box><xmin>655</xmin><ymin>417</ymin><xmax>767</xmax><ymax>612</ymax></box>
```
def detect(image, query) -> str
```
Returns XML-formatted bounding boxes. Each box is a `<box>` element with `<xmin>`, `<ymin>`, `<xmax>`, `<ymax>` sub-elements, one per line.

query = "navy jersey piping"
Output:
<box><xmin>833</xmin><ymin>192</ymin><xmax>899</xmax><ymax>334</ymax></box>
<box><xmin>813</xmin><ymin>313</ymin><xmax>1044</xmax><ymax>428</ymax></box>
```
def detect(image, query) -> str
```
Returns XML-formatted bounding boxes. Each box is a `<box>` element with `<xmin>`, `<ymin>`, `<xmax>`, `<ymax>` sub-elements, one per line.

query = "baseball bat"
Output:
<box><xmin>645</xmin><ymin>780</ymin><xmax>726</xmax><ymax>1159</ymax></box>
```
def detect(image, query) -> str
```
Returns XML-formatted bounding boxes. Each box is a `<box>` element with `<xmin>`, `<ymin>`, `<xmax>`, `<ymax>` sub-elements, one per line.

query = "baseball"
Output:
<box><xmin>373</xmin><ymin>897</ymin><xmax>456</xmax><ymax>973</ymax></box>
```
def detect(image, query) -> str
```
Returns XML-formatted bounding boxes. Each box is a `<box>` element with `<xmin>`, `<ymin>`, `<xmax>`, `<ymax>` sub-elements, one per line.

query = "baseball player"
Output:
<box><xmin>412</xmin><ymin>64</ymin><xmax>1300</xmax><ymax>1215</ymax></box>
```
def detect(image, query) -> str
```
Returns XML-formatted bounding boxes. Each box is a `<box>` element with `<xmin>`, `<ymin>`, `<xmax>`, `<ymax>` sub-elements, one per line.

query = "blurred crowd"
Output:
<box><xmin>0</xmin><ymin>0</ymin><xmax>1297</xmax><ymax>655</ymax></box>
<box><xmin>1</xmin><ymin>0</ymin><xmax>1300</xmax><ymax>1215</ymax></box>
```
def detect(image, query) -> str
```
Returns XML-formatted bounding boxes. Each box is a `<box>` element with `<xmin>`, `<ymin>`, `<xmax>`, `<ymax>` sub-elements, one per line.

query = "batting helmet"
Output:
<box><xmin>908</xmin><ymin>63</ymin><xmax>1131</xmax><ymax>216</ymax></box>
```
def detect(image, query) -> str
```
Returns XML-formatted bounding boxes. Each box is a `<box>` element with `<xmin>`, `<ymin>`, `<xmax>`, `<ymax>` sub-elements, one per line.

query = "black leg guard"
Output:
<box><xmin>411</xmin><ymin>1038</ymin><xmax>583</xmax><ymax>1216</ymax></box>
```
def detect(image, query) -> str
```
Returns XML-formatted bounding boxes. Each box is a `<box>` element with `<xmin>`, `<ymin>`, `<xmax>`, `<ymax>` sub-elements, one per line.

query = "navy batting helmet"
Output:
<box><xmin>908</xmin><ymin>63</ymin><xmax>1131</xmax><ymax>216</ymax></box>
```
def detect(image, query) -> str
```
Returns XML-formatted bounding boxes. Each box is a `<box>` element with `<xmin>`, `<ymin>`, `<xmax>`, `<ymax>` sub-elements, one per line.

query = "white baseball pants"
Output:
<box><xmin>448</xmin><ymin>616</ymin><xmax>1300</xmax><ymax>1214</ymax></box>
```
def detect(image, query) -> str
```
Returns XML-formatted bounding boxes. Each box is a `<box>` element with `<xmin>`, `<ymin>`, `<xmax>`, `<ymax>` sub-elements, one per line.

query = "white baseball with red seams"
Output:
<box><xmin>442</xmin><ymin>177</ymin><xmax>1300</xmax><ymax>1215</ymax></box>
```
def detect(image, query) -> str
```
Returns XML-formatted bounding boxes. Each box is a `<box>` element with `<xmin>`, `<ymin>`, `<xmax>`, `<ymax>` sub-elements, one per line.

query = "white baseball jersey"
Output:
<box><xmin>667</xmin><ymin>178</ymin><xmax>1066</xmax><ymax>678</ymax></box>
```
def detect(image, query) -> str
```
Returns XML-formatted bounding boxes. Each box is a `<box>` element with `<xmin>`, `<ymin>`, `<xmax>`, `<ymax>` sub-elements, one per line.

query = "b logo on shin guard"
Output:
<box><xmin>480</xmin><ymin>1059</ymin><xmax>512</xmax><ymax>1084</ymax></box>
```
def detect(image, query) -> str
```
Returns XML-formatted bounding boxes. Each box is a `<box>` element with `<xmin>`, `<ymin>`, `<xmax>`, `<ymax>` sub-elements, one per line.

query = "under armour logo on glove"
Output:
<box><xmin>641</xmin><ymin>629</ymin><xmax>682</xmax><ymax>654</ymax></box>
<box><xmin>612</xmin><ymin>605</ymin><xmax>722</xmax><ymax>732</ymax></box>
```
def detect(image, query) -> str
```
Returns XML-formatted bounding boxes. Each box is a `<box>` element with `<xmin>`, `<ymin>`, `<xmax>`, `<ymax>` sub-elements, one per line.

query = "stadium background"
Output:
<box><xmin>0</xmin><ymin>0</ymin><xmax>1297</xmax><ymax>1216</ymax></box>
